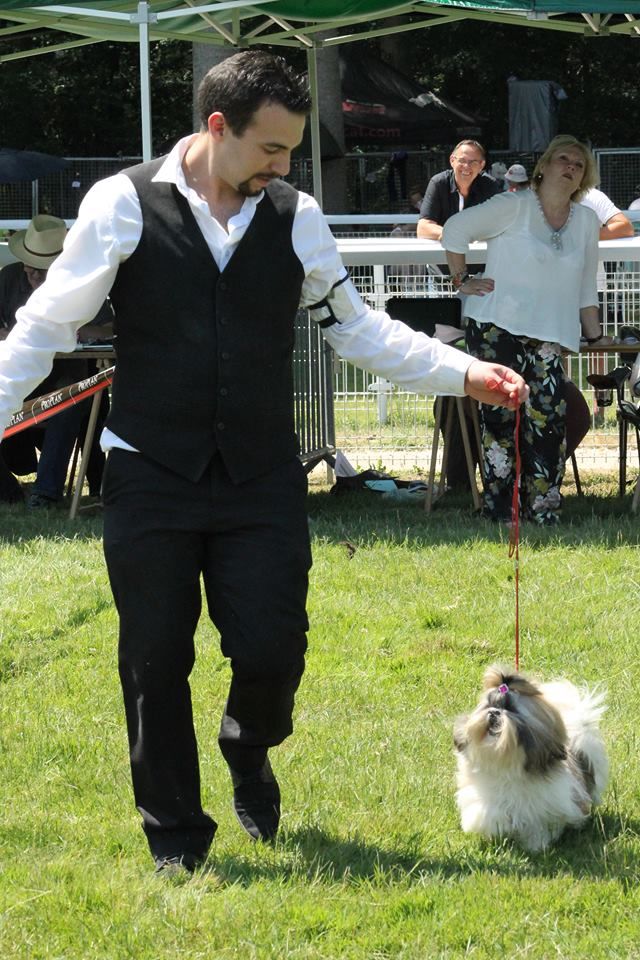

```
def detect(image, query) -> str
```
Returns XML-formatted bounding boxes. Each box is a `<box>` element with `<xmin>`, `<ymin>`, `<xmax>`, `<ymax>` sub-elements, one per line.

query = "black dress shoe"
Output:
<box><xmin>154</xmin><ymin>853</ymin><xmax>200</xmax><ymax>876</ymax></box>
<box><xmin>26</xmin><ymin>491</ymin><xmax>58</xmax><ymax>510</ymax></box>
<box><xmin>231</xmin><ymin>759</ymin><xmax>281</xmax><ymax>842</ymax></box>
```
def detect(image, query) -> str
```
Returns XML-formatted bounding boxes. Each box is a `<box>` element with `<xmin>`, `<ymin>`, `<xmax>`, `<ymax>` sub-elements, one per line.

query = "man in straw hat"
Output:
<box><xmin>0</xmin><ymin>51</ymin><xmax>528</xmax><ymax>875</ymax></box>
<box><xmin>0</xmin><ymin>215</ymin><xmax>111</xmax><ymax>506</ymax></box>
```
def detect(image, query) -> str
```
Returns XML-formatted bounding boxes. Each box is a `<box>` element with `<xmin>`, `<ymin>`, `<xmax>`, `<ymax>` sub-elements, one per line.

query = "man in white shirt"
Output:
<box><xmin>581</xmin><ymin>187</ymin><xmax>633</xmax><ymax>241</ymax></box>
<box><xmin>0</xmin><ymin>51</ymin><xmax>527</xmax><ymax>876</ymax></box>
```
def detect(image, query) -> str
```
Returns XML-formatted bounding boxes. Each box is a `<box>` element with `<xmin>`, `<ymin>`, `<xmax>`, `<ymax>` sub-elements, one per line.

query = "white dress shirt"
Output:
<box><xmin>580</xmin><ymin>187</ymin><xmax>620</xmax><ymax>292</ymax></box>
<box><xmin>581</xmin><ymin>187</ymin><xmax>620</xmax><ymax>226</ymax></box>
<box><xmin>443</xmin><ymin>189</ymin><xmax>599</xmax><ymax>352</ymax></box>
<box><xmin>0</xmin><ymin>135</ymin><xmax>472</xmax><ymax>441</ymax></box>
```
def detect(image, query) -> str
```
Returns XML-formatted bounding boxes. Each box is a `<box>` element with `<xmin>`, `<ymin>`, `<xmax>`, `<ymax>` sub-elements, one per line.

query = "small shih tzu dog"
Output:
<box><xmin>453</xmin><ymin>665</ymin><xmax>608</xmax><ymax>851</ymax></box>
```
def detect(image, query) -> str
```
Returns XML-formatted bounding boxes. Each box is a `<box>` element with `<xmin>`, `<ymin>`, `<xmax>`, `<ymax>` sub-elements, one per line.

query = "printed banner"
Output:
<box><xmin>4</xmin><ymin>366</ymin><xmax>114</xmax><ymax>438</ymax></box>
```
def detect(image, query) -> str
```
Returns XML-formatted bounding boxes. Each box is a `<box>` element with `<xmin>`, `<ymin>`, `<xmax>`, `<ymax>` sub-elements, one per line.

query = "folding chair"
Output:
<box><xmin>587</xmin><ymin>365</ymin><xmax>636</xmax><ymax>497</ymax></box>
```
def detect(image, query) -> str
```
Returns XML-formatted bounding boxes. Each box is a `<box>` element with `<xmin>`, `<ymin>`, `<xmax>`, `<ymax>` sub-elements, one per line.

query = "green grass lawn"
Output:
<box><xmin>1</xmin><ymin>473</ymin><xmax>639</xmax><ymax>959</ymax></box>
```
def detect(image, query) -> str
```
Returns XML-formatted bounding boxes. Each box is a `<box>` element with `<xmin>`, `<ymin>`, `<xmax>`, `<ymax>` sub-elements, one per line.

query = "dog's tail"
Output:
<box><xmin>542</xmin><ymin>681</ymin><xmax>608</xmax><ymax>804</ymax></box>
<box><xmin>540</xmin><ymin>680</ymin><xmax>607</xmax><ymax>730</ymax></box>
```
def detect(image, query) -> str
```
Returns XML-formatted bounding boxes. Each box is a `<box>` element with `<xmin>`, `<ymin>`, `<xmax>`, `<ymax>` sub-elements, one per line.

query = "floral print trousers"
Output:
<box><xmin>465</xmin><ymin>317</ymin><xmax>567</xmax><ymax>526</ymax></box>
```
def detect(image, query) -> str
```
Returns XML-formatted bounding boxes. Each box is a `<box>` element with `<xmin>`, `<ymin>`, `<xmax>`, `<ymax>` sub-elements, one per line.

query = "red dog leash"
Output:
<box><xmin>486</xmin><ymin>380</ymin><xmax>522</xmax><ymax>671</ymax></box>
<box><xmin>508</xmin><ymin>405</ymin><xmax>522</xmax><ymax>671</ymax></box>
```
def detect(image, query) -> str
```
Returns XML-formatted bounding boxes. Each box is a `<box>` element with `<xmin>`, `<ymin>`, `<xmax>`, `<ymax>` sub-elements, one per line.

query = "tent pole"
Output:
<box><xmin>135</xmin><ymin>1</ymin><xmax>154</xmax><ymax>161</ymax></box>
<box><xmin>306</xmin><ymin>44</ymin><xmax>323</xmax><ymax>208</ymax></box>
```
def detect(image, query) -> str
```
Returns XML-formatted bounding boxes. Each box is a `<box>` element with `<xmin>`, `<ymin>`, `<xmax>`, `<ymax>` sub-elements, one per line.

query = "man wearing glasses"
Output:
<box><xmin>417</xmin><ymin>140</ymin><xmax>499</xmax><ymax>241</ymax></box>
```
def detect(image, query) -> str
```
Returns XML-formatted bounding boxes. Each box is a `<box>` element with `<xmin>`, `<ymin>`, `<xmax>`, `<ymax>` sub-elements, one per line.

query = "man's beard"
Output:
<box><xmin>237</xmin><ymin>174</ymin><xmax>278</xmax><ymax>197</ymax></box>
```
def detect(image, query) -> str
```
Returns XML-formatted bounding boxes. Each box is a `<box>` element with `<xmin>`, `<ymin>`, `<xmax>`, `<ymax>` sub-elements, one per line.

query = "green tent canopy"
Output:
<box><xmin>0</xmin><ymin>1</ymin><xmax>638</xmax><ymax>52</ymax></box>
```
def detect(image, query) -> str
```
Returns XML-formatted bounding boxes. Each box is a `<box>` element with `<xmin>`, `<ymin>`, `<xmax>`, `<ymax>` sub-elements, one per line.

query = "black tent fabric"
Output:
<box><xmin>340</xmin><ymin>48</ymin><xmax>483</xmax><ymax>147</ymax></box>
<box><xmin>295</xmin><ymin>48</ymin><xmax>484</xmax><ymax>158</ymax></box>
<box><xmin>0</xmin><ymin>148</ymin><xmax>70</xmax><ymax>184</ymax></box>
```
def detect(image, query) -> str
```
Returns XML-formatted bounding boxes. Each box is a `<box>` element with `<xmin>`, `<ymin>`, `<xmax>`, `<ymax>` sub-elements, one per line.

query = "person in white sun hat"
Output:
<box><xmin>504</xmin><ymin>163</ymin><xmax>530</xmax><ymax>192</ymax></box>
<box><xmin>0</xmin><ymin>215</ymin><xmax>111</xmax><ymax>506</ymax></box>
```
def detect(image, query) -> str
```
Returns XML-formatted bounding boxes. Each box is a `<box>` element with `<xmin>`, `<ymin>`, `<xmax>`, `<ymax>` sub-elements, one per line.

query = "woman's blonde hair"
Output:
<box><xmin>531</xmin><ymin>135</ymin><xmax>598</xmax><ymax>202</ymax></box>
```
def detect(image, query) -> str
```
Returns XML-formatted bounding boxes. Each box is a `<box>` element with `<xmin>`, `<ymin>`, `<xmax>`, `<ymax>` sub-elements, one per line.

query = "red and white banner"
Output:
<box><xmin>4</xmin><ymin>366</ymin><xmax>114</xmax><ymax>438</ymax></box>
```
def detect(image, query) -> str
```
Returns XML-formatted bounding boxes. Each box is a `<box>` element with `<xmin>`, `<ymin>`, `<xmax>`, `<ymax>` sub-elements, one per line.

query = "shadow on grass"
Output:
<box><xmin>1</xmin><ymin>473</ymin><xmax>636</xmax><ymax>548</ymax></box>
<box><xmin>204</xmin><ymin>812</ymin><xmax>640</xmax><ymax>887</ymax></box>
<box><xmin>308</xmin><ymin>482</ymin><xmax>640</xmax><ymax>550</ymax></box>
<box><xmin>0</xmin><ymin>500</ymin><xmax>103</xmax><ymax>544</ymax></box>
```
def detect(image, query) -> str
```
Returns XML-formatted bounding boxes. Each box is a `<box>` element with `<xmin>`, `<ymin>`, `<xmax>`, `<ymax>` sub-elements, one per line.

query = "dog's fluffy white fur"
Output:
<box><xmin>453</xmin><ymin>665</ymin><xmax>608</xmax><ymax>851</ymax></box>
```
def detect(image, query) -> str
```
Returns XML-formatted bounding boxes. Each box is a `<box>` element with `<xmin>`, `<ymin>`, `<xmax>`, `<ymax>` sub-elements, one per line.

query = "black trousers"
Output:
<box><xmin>102</xmin><ymin>449</ymin><xmax>312</xmax><ymax>861</ymax></box>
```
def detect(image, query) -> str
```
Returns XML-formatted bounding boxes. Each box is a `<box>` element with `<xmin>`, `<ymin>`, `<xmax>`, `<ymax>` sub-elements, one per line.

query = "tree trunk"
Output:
<box><xmin>314</xmin><ymin>40</ymin><xmax>347</xmax><ymax>213</ymax></box>
<box><xmin>379</xmin><ymin>16</ymin><xmax>411</xmax><ymax>72</ymax></box>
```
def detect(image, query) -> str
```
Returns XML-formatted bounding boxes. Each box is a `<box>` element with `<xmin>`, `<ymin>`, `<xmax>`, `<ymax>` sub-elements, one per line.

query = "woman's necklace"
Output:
<box><xmin>535</xmin><ymin>193</ymin><xmax>573</xmax><ymax>251</ymax></box>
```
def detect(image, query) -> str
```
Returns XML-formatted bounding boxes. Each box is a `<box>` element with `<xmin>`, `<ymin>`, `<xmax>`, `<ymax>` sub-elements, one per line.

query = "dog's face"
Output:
<box><xmin>454</xmin><ymin>665</ymin><xmax>568</xmax><ymax>774</ymax></box>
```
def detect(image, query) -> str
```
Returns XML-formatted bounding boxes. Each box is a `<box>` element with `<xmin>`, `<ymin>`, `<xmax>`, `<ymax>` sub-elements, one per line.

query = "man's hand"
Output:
<box><xmin>464</xmin><ymin>359</ymin><xmax>529</xmax><ymax>409</ymax></box>
<box><xmin>417</xmin><ymin>218</ymin><xmax>443</xmax><ymax>241</ymax></box>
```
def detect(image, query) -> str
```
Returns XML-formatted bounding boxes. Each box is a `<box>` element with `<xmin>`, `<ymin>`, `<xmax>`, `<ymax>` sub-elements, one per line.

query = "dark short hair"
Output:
<box><xmin>197</xmin><ymin>50</ymin><xmax>311</xmax><ymax>135</ymax></box>
<box><xmin>451</xmin><ymin>139</ymin><xmax>487</xmax><ymax>160</ymax></box>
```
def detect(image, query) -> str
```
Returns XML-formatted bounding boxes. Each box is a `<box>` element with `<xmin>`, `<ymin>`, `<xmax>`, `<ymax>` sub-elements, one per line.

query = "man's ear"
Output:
<box><xmin>208</xmin><ymin>112</ymin><xmax>225</xmax><ymax>139</ymax></box>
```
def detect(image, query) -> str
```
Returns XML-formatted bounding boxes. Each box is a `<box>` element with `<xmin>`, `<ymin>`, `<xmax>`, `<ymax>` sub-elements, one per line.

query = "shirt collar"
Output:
<box><xmin>151</xmin><ymin>134</ymin><xmax>264</xmax><ymax>221</ymax></box>
<box><xmin>151</xmin><ymin>134</ymin><xmax>194</xmax><ymax>188</ymax></box>
<box><xmin>449</xmin><ymin>168</ymin><xmax>485</xmax><ymax>196</ymax></box>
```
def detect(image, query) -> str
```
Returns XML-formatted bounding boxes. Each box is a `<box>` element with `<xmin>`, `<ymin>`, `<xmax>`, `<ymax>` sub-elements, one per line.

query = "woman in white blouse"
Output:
<box><xmin>443</xmin><ymin>135</ymin><xmax>610</xmax><ymax>525</ymax></box>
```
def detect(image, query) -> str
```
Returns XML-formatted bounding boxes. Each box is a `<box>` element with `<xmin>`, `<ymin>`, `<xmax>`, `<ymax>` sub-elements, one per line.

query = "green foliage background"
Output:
<box><xmin>0</xmin><ymin>19</ymin><xmax>637</xmax><ymax>155</ymax></box>
<box><xmin>0</xmin><ymin>37</ymin><xmax>192</xmax><ymax>155</ymax></box>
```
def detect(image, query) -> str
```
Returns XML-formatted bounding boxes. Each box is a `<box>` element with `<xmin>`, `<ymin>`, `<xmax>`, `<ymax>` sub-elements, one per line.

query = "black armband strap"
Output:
<box><xmin>308</xmin><ymin>272</ymin><xmax>351</xmax><ymax>328</ymax></box>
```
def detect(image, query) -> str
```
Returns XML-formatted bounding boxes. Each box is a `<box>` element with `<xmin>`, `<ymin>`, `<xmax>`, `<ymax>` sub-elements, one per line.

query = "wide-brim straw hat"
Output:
<box><xmin>8</xmin><ymin>214</ymin><xmax>67</xmax><ymax>269</ymax></box>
